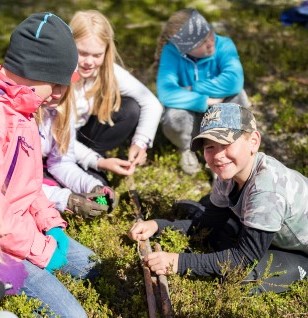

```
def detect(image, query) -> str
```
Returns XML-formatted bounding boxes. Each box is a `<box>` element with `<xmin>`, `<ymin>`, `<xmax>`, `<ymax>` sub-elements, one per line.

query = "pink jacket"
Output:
<box><xmin>0</xmin><ymin>72</ymin><xmax>67</xmax><ymax>268</ymax></box>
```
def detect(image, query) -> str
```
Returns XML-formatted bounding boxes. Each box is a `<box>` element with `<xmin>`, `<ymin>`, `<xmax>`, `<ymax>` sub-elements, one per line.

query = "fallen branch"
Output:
<box><xmin>127</xmin><ymin>176</ymin><xmax>157</xmax><ymax>317</ymax></box>
<box><xmin>138</xmin><ymin>240</ymin><xmax>158</xmax><ymax>318</ymax></box>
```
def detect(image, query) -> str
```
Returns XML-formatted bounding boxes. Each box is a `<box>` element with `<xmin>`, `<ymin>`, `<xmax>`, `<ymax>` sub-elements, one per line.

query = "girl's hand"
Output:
<box><xmin>128</xmin><ymin>144</ymin><xmax>147</xmax><ymax>166</ymax></box>
<box><xmin>97</xmin><ymin>158</ymin><xmax>135</xmax><ymax>176</ymax></box>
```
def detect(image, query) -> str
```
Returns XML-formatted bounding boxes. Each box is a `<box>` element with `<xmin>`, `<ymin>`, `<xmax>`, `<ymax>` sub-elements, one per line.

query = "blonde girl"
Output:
<box><xmin>68</xmin><ymin>10</ymin><xmax>163</xmax><ymax>176</ymax></box>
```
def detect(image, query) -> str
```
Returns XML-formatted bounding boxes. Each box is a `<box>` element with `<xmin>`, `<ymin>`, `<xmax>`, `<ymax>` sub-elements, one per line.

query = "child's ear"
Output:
<box><xmin>250</xmin><ymin>131</ymin><xmax>261</xmax><ymax>154</ymax></box>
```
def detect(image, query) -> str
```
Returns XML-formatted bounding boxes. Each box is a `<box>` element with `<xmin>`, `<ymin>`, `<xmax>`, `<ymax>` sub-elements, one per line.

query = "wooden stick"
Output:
<box><xmin>138</xmin><ymin>240</ymin><xmax>157</xmax><ymax>318</ymax></box>
<box><xmin>127</xmin><ymin>176</ymin><xmax>157</xmax><ymax>318</ymax></box>
<box><xmin>154</xmin><ymin>243</ymin><xmax>174</xmax><ymax>318</ymax></box>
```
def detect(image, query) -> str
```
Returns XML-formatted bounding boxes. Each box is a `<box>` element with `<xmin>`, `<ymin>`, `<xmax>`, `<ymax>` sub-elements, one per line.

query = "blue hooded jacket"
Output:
<box><xmin>156</xmin><ymin>34</ymin><xmax>244</xmax><ymax>113</ymax></box>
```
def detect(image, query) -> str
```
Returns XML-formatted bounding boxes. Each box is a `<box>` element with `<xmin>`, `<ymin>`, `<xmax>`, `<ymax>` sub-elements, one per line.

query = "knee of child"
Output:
<box><xmin>163</xmin><ymin>109</ymin><xmax>193</xmax><ymax>129</ymax></box>
<box><xmin>122</xmin><ymin>97</ymin><xmax>140</xmax><ymax>122</ymax></box>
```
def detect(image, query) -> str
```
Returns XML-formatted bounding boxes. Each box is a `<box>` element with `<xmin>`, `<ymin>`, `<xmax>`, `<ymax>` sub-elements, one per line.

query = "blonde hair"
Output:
<box><xmin>69</xmin><ymin>10</ymin><xmax>122</xmax><ymax>125</ymax></box>
<box><xmin>155</xmin><ymin>8</ymin><xmax>193</xmax><ymax>63</ymax></box>
<box><xmin>35</xmin><ymin>88</ymin><xmax>72</xmax><ymax>155</ymax></box>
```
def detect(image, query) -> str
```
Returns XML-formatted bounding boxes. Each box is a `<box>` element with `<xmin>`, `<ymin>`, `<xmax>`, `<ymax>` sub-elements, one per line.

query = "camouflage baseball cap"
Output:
<box><xmin>191</xmin><ymin>103</ymin><xmax>257</xmax><ymax>151</ymax></box>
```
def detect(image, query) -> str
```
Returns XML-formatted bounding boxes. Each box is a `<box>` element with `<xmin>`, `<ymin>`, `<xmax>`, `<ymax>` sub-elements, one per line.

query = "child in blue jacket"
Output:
<box><xmin>156</xmin><ymin>8</ymin><xmax>250</xmax><ymax>175</ymax></box>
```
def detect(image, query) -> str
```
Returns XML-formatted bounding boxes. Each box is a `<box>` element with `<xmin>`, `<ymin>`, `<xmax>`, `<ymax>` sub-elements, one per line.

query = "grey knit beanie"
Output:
<box><xmin>3</xmin><ymin>12</ymin><xmax>78</xmax><ymax>85</ymax></box>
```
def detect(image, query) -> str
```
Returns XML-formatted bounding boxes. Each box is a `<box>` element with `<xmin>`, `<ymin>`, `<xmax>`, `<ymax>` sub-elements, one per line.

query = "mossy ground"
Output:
<box><xmin>0</xmin><ymin>0</ymin><xmax>307</xmax><ymax>317</ymax></box>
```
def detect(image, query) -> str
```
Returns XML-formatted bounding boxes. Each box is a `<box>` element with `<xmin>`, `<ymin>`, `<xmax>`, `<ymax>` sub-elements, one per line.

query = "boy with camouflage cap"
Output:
<box><xmin>129</xmin><ymin>103</ymin><xmax>308</xmax><ymax>293</ymax></box>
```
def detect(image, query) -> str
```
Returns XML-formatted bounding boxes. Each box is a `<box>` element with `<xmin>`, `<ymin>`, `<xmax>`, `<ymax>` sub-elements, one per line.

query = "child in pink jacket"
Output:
<box><xmin>0</xmin><ymin>12</ymin><xmax>97</xmax><ymax>317</ymax></box>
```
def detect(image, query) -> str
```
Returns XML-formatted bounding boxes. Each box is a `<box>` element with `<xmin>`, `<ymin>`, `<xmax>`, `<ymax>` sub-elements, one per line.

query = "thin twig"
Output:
<box><xmin>128</xmin><ymin>176</ymin><xmax>157</xmax><ymax>317</ymax></box>
<box><xmin>138</xmin><ymin>240</ymin><xmax>157</xmax><ymax>318</ymax></box>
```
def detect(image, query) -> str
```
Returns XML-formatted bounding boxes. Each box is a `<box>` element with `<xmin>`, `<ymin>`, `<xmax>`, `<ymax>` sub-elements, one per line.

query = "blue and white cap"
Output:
<box><xmin>191</xmin><ymin>103</ymin><xmax>257</xmax><ymax>151</ymax></box>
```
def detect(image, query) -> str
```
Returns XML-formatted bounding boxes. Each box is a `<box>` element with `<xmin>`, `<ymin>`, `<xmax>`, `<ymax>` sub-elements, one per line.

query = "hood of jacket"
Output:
<box><xmin>0</xmin><ymin>72</ymin><xmax>43</xmax><ymax>117</ymax></box>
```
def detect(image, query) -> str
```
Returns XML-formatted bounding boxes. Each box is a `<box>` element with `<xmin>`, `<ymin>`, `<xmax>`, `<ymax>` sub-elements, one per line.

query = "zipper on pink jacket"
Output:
<box><xmin>1</xmin><ymin>136</ymin><xmax>34</xmax><ymax>195</ymax></box>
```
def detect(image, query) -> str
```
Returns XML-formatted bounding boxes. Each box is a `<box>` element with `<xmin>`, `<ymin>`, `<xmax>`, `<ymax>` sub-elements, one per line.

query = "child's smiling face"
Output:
<box><xmin>203</xmin><ymin>132</ymin><xmax>260</xmax><ymax>188</ymax></box>
<box><xmin>76</xmin><ymin>34</ymin><xmax>107</xmax><ymax>80</ymax></box>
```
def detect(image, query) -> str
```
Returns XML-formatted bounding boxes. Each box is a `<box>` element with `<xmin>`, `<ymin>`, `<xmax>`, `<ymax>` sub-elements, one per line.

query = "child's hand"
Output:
<box><xmin>144</xmin><ymin>252</ymin><xmax>179</xmax><ymax>276</ymax></box>
<box><xmin>128</xmin><ymin>144</ymin><xmax>147</xmax><ymax>167</ymax></box>
<box><xmin>92</xmin><ymin>185</ymin><xmax>115</xmax><ymax>199</ymax></box>
<box><xmin>67</xmin><ymin>192</ymin><xmax>109</xmax><ymax>219</ymax></box>
<box><xmin>91</xmin><ymin>185</ymin><xmax>118</xmax><ymax>211</ymax></box>
<box><xmin>45</xmin><ymin>247</ymin><xmax>68</xmax><ymax>273</ymax></box>
<box><xmin>207</xmin><ymin>97</ymin><xmax>224</xmax><ymax>106</ymax></box>
<box><xmin>97</xmin><ymin>157</ymin><xmax>136</xmax><ymax>176</ymax></box>
<box><xmin>128</xmin><ymin>220</ymin><xmax>158</xmax><ymax>241</ymax></box>
<box><xmin>46</xmin><ymin>227</ymin><xmax>69</xmax><ymax>255</ymax></box>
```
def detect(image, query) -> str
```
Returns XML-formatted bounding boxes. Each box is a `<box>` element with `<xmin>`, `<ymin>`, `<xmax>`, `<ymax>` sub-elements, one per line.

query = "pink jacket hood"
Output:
<box><xmin>0</xmin><ymin>72</ymin><xmax>42</xmax><ymax>116</ymax></box>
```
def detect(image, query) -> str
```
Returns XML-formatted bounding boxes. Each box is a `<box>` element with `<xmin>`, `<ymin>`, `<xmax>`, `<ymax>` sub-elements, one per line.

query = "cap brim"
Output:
<box><xmin>190</xmin><ymin>129</ymin><xmax>242</xmax><ymax>151</ymax></box>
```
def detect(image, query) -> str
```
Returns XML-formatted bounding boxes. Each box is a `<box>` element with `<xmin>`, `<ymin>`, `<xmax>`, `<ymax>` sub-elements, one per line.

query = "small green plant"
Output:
<box><xmin>157</xmin><ymin>227</ymin><xmax>190</xmax><ymax>253</ymax></box>
<box><xmin>0</xmin><ymin>293</ymin><xmax>53</xmax><ymax>318</ymax></box>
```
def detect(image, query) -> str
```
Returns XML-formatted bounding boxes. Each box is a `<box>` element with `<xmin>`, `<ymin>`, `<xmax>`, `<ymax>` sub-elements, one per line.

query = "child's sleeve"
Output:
<box><xmin>45</xmin><ymin>116</ymin><xmax>103</xmax><ymax>193</ymax></box>
<box><xmin>177</xmin><ymin>225</ymin><xmax>275</xmax><ymax>276</ymax></box>
<box><xmin>156</xmin><ymin>45</ymin><xmax>208</xmax><ymax>113</ymax></box>
<box><xmin>0</xmin><ymin>197</ymin><xmax>58</xmax><ymax>268</ymax></box>
<box><xmin>115</xmin><ymin>64</ymin><xmax>163</xmax><ymax>147</ymax></box>
<box><xmin>28</xmin><ymin>189</ymin><xmax>67</xmax><ymax>232</ymax></box>
<box><xmin>155</xmin><ymin>219</ymin><xmax>192</xmax><ymax>234</ymax></box>
<box><xmin>155</xmin><ymin>198</ymin><xmax>232</xmax><ymax>236</ymax></box>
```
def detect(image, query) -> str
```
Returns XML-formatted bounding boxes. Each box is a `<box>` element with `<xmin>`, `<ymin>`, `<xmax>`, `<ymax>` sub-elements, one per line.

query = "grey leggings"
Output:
<box><xmin>161</xmin><ymin>90</ymin><xmax>251</xmax><ymax>150</ymax></box>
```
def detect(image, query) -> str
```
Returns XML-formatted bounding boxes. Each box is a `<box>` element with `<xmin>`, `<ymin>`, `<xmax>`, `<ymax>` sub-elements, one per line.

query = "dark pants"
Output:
<box><xmin>244</xmin><ymin>247</ymin><xmax>308</xmax><ymax>294</ymax></box>
<box><xmin>210</xmin><ymin>218</ymin><xmax>308</xmax><ymax>294</ymax></box>
<box><xmin>77</xmin><ymin>96</ymin><xmax>140</xmax><ymax>156</ymax></box>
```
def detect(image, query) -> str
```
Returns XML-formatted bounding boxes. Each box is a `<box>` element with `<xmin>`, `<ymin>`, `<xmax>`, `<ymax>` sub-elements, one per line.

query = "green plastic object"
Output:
<box><xmin>95</xmin><ymin>195</ymin><xmax>108</xmax><ymax>205</ymax></box>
